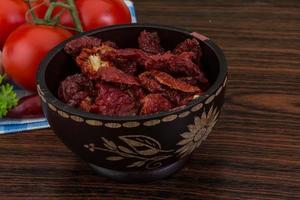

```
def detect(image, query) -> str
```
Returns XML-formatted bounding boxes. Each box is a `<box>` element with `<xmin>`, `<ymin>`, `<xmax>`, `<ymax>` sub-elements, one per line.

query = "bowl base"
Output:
<box><xmin>89</xmin><ymin>156</ymin><xmax>189</xmax><ymax>182</ymax></box>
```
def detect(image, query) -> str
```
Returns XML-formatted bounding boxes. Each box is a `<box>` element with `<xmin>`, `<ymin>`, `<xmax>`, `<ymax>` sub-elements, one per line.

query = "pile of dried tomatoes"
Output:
<box><xmin>59</xmin><ymin>31</ymin><xmax>209</xmax><ymax>116</ymax></box>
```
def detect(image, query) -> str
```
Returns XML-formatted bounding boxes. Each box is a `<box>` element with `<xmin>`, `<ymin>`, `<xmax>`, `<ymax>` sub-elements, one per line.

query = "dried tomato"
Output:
<box><xmin>179</xmin><ymin>76</ymin><xmax>199</xmax><ymax>86</ymax></box>
<box><xmin>150</xmin><ymin>70</ymin><xmax>201</xmax><ymax>93</ymax></box>
<box><xmin>143</xmin><ymin>52</ymin><xmax>172</xmax><ymax>71</ymax></box>
<box><xmin>179</xmin><ymin>74</ymin><xmax>209</xmax><ymax>88</ymax></box>
<box><xmin>128</xmin><ymin>86</ymin><xmax>146</xmax><ymax>99</ymax></box>
<box><xmin>102</xmin><ymin>41</ymin><xmax>118</xmax><ymax>49</ymax></box>
<box><xmin>58</xmin><ymin>74</ymin><xmax>94</xmax><ymax>106</ymax></box>
<box><xmin>61</xmin><ymin>30</ymin><xmax>210</xmax><ymax>116</ymax></box>
<box><xmin>102</xmin><ymin>48</ymin><xmax>147</xmax><ymax>62</ymax></box>
<box><xmin>138</xmin><ymin>30</ymin><xmax>164</xmax><ymax>54</ymax></box>
<box><xmin>140</xmin><ymin>93</ymin><xmax>173</xmax><ymax>115</ymax></box>
<box><xmin>104</xmin><ymin>49</ymin><xmax>202</xmax><ymax>76</ymax></box>
<box><xmin>138</xmin><ymin>71</ymin><xmax>165</xmax><ymax>93</ymax></box>
<box><xmin>64</xmin><ymin>36</ymin><xmax>102</xmax><ymax>57</ymax></box>
<box><xmin>173</xmin><ymin>38</ymin><xmax>202</xmax><ymax>63</ymax></box>
<box><xmin>167</xmin><ymin>52</ymin><xmax>202</xmax><ymax>76</ymax></box>
<box><xmin>163</xmin><ymin>89</ymin><xmax>185</xmax><ymax>106</ymax></box>
<box><xmin>91</xmin><ymin>83</ymin><xmax>138</xmax><ymax>116</ymax></box>
<box><xmin>76</xmin><ymin>46</ymin><xmax>114</xmax><ymax>79</ymax></box>
<box><xmin>145</xmin><ymin>51</ymin><xmax>202</xmax><ymax>76</ymax></box>
<box><xmin>97</xmin><ymin>66</ymin><xmax>140</xmax><ymax>86</ymax></box>
<box><xmin>106</xmin><ymin>54</ymin><xmax>138</xmax><ymax>75</ymax></box>
<box><xmin>116</xmin><ymin>60</ymin><xmax>138</xmax><ymax>75</ymax></box>
<box><xmin>79</xmin><ymin>97</ymin><xmax>93</xmax><ymax>112</ymax></box>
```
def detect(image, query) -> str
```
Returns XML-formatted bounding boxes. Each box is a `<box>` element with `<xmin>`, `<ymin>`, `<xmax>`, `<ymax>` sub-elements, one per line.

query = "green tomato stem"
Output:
<box><xmin>25</xmin><ymin>0</ymin><xmax>45</xmax><ymax>24</ymax></box>
<box><xmin>66</xmin><ymin>0</ymin><xmax>83</xmax><ymax>32</ymax></box>
<box><xmin>25</xmin><ymin>0</ymin><xmax>83</xmax><ymax>32</ymax></box>
<box><xmin>44</xmin><ymin>2</ymin><xmax>71</xmax><ymax>22</ymax></box>
<box><xmin>56</xmin><ymin>24</ymin><xmax>80</xmax><ymax>32</ymax></box>
<box><xmin>52</xmin><ymin>8</ymin><xmax>67</xmax><ymax>24</ymax></box>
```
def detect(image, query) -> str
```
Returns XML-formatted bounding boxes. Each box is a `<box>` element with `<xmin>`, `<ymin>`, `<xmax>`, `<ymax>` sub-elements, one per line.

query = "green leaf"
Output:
<box><xmin>0</xmin><ymin>74</ymin><xmax>5</xmax><ymax>85</ymax></box>
<box><xmin>0</xmin><ymin>81</ymin><xmax>18</xmax><ymax>118</ymax></box>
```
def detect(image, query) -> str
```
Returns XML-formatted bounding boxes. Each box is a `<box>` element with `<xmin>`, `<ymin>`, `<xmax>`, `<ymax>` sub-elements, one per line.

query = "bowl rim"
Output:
<box><xmin>37</xmin><ymin>24</ymin><xmax>227</xmax><ymax>122</ymax></box>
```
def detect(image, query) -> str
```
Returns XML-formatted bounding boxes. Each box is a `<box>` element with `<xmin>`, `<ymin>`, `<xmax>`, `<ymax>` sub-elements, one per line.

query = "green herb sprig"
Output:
<box><xmin>0</xmin><ymin>75</ymin><xmax>18</xmax><ymax>118</ymax></box>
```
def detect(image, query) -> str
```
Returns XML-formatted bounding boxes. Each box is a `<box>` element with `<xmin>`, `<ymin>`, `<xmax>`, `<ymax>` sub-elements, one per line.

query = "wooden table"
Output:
<box><xmin>1</xmin><ymin>0</ymin><xmax>299</xmax><ymax>199</ymax></box>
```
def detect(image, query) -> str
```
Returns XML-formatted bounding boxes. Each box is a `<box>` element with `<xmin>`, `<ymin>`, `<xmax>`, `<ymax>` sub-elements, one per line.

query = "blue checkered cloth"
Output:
<box><xmin>0</xmin><ymin>0</ymin><xmax>137</xmax><ymax>135</ymax></box>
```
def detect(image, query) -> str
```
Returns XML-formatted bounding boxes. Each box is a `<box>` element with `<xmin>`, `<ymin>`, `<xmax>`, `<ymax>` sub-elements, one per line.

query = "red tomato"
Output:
<box><xmin>0</xmin><ymin>0</ymin><xmax>28</xmax><ymax>48</ymax></box>
<box><xmin>31</xmin><ymin>0</ymin><xmax>63</xmax><ymax>19</ymax></box>
<box><xmin>34</xmin><ymin>0</ymin><xmax>131</xmax><ymax>31</ymax></box>
<box><xmin>31</xmin><ymin>0</ymin><xmax>49</xmax><ymax>18</ymax></box>
<box><xmin>69</xmin><ymin>0</ymin><xmax>132</xmax><ymax>31</ymax></box>
<box><xmin>3</xmin><ymin>24</ymin><xmax>72</xmax><ymax>91</ymax></box>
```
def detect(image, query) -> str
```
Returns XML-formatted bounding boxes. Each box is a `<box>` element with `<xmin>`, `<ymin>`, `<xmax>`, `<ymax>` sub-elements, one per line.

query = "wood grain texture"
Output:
<box><xmin>1</xmin><ymin>0</ymin><xmax>300</xmax><ymax>199</ymax></box>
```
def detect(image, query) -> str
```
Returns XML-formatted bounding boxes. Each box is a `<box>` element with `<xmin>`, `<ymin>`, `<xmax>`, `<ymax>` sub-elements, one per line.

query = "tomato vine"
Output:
<box><xmin>25</xmin><ymin>0</ymin><xmax>83</xmax><ymax>32</ymax></box>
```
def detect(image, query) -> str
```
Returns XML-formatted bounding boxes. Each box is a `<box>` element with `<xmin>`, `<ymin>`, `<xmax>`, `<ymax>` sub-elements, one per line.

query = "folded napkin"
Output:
<box><xmin>0</xmin><ymin>118</ymin><xmax>50</xmax><ymax>135</ymax></box>
<box><xmin>0</xmin><ymin>0</ymin><xmax>137</xmax><ymax>135</ymax></box>
<box><xmin>126</xmin><ymin>0</ymin><xmax>137</xmax><ymax>23</ymax></box>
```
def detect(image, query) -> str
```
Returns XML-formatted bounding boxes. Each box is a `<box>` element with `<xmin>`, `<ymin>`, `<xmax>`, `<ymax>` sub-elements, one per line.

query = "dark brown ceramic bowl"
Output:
<box><xmin>37</xmin><ymin>24</ymin><xmax>227</xmax><ymax>182</ymax></box>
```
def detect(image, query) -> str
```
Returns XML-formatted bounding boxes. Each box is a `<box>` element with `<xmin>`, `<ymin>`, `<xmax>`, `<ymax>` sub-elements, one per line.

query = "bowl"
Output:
<box><xmin>37</xmin><ymin>24</ymin><xmax>227</xmax><ymax>182</ymax></box>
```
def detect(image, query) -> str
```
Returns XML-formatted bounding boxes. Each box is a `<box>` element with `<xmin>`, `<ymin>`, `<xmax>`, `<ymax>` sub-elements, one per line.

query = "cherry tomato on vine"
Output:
<box><xmin>30</xmin><ymin>0</ymin><xmax>63</xmax><ymax>19</ymax></box>
<box><xmin>68</xmin><ymin>0</ymin><xmax>132</xmax><ymax>30</ymax></box>
<box><xmin>34</xmin><ymin>0</ymin><xmax>132</xmax><ymax>31</ymax></box>
<box><xmin>3</xmin><ymin>24</ymin><xmax>72</xmax><ymax>91</ymax></box>
<box><xmin>0</xmin><ymin>0</ymin><xmax>28</xmax><ymax>48</ymax></box>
